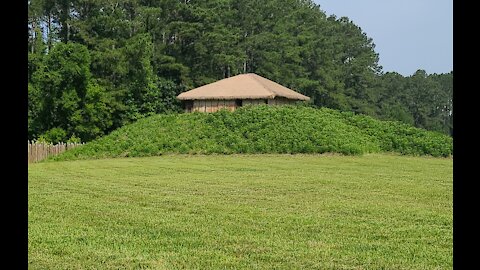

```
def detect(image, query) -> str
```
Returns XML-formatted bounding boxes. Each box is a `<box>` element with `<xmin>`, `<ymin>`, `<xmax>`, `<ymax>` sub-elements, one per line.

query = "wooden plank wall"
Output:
<box><xmin>190</xmin><ymin>98</ymin><xmax>296</xmax><ymax>113</ymax></box>
<box><xmin>193</xmin><ymin>100</ymin><xmax>236</xmax><ymax>112</ymax></box>
<box><xmin>244</xmin><ymin>99</ymin><xmax>268</xmax><ymax>106</ymax></box>
<box><xmin>28</xmin><ymin>141</ymin><xmax>84</xmax><ymax>163</ymax></box>
<box><xmin>268</xmin><ymin>97</ymin><xmax>294</xmax><ymax>106</ymax></box>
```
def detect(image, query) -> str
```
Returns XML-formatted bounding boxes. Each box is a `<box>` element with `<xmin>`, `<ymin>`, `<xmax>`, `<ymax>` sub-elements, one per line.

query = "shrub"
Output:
<box><xmin>38</xmin><ymin>128</ymin><xmax>67</xmax><ymax>144</ymax></box>
<box><xmin>54</xmin><ymin>105</ymin><xmax>453</xmax><ymax>160</ymax></box>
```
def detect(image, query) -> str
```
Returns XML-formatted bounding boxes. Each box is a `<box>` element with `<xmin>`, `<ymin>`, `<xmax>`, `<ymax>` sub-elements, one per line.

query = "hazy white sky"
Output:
<box><xmin>314</xmin><ymin>0</ymin><xmax>453</xmax><ymax>76</ymax></box>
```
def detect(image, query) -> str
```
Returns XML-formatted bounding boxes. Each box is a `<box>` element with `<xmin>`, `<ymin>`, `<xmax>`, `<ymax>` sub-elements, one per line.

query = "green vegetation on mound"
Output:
<box><xmin>54</xmin><ymin>106</ymin><xmax>452</xmax><ymax>160</ymax></box>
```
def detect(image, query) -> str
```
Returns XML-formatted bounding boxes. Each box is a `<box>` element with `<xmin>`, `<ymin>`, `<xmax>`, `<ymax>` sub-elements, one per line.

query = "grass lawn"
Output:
<box><xmin>28</xmin><ymin>154</ymin><xmax>452</xmax><ymax>269</ymax></box>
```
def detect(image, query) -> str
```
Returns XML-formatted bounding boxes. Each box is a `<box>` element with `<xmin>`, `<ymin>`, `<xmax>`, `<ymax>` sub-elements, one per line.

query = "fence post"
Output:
<box><xmin>28</xmin><ymin>141</ymin><xmax>84</xmax><ymax>163</ymax></box>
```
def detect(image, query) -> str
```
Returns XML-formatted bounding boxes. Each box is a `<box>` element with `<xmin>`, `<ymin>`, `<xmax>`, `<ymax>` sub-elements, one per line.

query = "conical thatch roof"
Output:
<box><xmin>177</xmin><ymin>73</ymin><xmax>310</xmax><ymax>101</ymax></box>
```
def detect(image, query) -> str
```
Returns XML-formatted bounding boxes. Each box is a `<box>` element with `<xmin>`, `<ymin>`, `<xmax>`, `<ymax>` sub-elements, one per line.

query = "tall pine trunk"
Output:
<box><xmin>47</xmin><ymin>13</ymin><xmax>52</xmax><ymax>52</ymax></box>
<box><xmin>60</xmin><ymin>0</ymin><xmax>70</xmax><ymax>43</ymax></box>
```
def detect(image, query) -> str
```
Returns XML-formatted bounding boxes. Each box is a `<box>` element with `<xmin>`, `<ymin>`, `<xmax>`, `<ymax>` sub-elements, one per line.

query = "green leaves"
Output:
<box><xmin>55</xmin><ymin>106</ymin><xmax>453</xmax><ymax>161</ymax></box>
<box><xmin>377</xmin><ymin>71</ymin><xmax>453</xmax><ymax>135</ymax></box>
<box><xmin>29</xmin><ymin>42</ymin><xmax>115</xmax><ymax>142</ymax></box>
<box><xmin>27</xmin><ymin>0</ymin><xmax>453</xmax><ymax>142</ymax></box>
<box><xmin>38</xmin><ymin>127</ymin><xmax>68</xmax><ymax>144</ymax></box>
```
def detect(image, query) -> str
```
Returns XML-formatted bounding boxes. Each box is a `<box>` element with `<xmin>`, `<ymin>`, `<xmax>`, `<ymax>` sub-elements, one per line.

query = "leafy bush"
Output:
<box><xmin>54</xmin><ymin>105</ymin><xmax>453</xmax><ymax>161</ymax></box>
<box><xmin>67</xmin><ymin>134</ymin><xmax>82</xmax><ymax>143</ymax></box>
<box><xmin>38</xmin><ymin>127</ymin><xmax>67</xmax><ymax>144</ymax></box>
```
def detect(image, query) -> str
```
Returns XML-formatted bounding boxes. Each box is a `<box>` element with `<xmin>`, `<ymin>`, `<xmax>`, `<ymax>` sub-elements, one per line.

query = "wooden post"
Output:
<box><xmin>205</xmin><ymin>100</ymin><xmax>211</xmax><ymax>113</ymax></box>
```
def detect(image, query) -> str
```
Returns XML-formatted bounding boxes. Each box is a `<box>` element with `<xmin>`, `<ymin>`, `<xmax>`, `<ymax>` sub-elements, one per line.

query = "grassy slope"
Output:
<box><xmin>53</xmin><ymin>106</ymin><xmax>452</xmax><ymax>161</ymax></box>
<box><xmin>29</xmin><ymin>154</ymin><xmax>453</xmax><ymax>269</ymax></box>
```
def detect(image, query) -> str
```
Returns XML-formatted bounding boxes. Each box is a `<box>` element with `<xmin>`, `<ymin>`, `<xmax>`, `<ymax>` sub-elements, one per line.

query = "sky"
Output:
<box><xmin>314</xmin><ymin>0</ymin><xmax>453</xmax><ymax>76</ymax></box>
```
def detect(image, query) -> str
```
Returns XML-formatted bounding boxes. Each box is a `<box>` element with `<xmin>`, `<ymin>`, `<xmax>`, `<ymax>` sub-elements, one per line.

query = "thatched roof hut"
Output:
<box><xmin>177</xmin><ymin>73</ymin><xmax>310</xmax><ymax>112</ymax></box>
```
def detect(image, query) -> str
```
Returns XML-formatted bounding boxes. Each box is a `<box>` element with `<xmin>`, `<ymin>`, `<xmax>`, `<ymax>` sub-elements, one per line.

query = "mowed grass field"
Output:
<box><xmin>28</xmin><ymin>154</ymin><xmax>452</xmax><ymax>269</ymax></box>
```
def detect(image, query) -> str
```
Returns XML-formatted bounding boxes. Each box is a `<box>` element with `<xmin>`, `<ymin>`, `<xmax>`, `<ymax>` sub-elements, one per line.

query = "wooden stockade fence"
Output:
<box><xmin>28</xmin><ymin>141</ymin><xmax>85</xmax><ymax>163</ymax></box>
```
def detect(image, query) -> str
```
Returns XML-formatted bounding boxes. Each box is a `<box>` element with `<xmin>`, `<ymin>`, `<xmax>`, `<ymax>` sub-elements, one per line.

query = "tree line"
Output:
<box><xmin>28</xmin><ymin>0</ymin><xmax>453</xmax><ymax>143</ymax></box>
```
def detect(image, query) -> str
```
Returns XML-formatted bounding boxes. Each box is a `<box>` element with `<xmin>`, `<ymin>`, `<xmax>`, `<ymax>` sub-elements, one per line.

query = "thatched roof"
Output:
<box><xmin>177</xmin><ymin>73</ymin><xmax>310</xmax><ymax>101</ymax></box>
